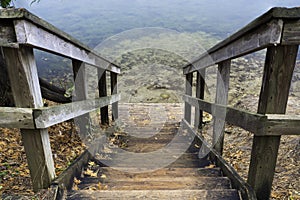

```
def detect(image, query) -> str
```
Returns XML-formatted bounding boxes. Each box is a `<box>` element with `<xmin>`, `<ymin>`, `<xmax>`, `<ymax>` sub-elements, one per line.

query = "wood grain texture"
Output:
<box><xmin>265</xmin><ymin>114</ymin><xmax>300</xmax><ymax>135</ymax></box>
<box><xmin>183</xmin><ymin>95</ymin><xmax>267</xmax><ymax>134</ymax></box>
<box><xmin>110</xmin><ymin>72</ymin><xmax>119</xmax><ymax>120</ymax></box>
<box><xmin>98</xmin><ymin>69</ymin><xmax>109</xmax><ymax>125</ymax></box>
<box><xmin>183</xmin><ymin>7</ymin><xmax>300</xmax><ymax>74</ymax></box>
<box><xmin>182</xmin><ymin>119</ymin><xmax>256</xmax><ymax>200</ymax></box>
<box><xmin>78</xmin><ymin>177</ymin><xmax>232</xmax><ymax>190</ymax></box>
<box><xmin>3</xmin><ymin>46</ymin><xmax>55</xmax><ymax>191</ymax></box>
<box><xmin>66</xmin><ymin>104</ymin><xmax>240</xmax><ymax>200</ymax></box>
<box><xmin>3</xmin><ymin>46</ymin><xmax>43</xmax><ymax>108</ymax></box>
<box><xmin>52</xmin><ymin>150</ymin><xmax>92</xmax><ymax>191</ymax></box>
<box><xmin>34</xmin><ymin>94</ymin><xmax>120</xmax><ymax>128</ymax></box>
<box><xmin>68</xmin><ymin>189</ymin><xmax>240</xmax><ymax>200</ymax></box>
<box><xmin>0</xmin><ymin>107</ymin><xmax>34</xmax><ymax>128</ymax></box>
<box><xmin>248</xmin><ymin>45</ymin><xmax>298</xmax><ymax>200</ymax></box>
<box><xmin>184</xmin><ymin>73</ymin><xmax>193</xmax><ymax>123</ymax></box>
<box><xmin>212</xmin><ymin>60</ymin><xmax>231</xmax><ymax>156</ymax></box>
<box><xmin>0</xmin><ymin>19</ymin><xmax>18</xmax><ymax>48</ymax></box>
<box><xmin>194</xmin><ymin>69</ymin><xmax>205</xmax><ymax>129</ymax></box>
<box><xmin>282</xmin><ymin>19</ymin><xmax>300</xmax><ymax>45</ymax></box>
<box><xmin>72</xmin><ymin>60</ymin><xmax>91</xmax><ymax>138</ymax></box>
<box><xmin>183</xmin><ymin>19</ymin><xmax>283</xmax><ymax>74</ymax></box>
<box><xmin>13</xmin><ymin>19</ymin><xmax>120</xmax><ymax>73</ymax></box>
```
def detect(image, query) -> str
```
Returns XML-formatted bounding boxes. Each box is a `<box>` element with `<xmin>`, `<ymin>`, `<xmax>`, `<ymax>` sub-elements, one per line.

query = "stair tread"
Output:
<box><xmin>77</xmin><ymin>176</ymin><xmax>232</xmax><ymax>190</ymax></box>
<box><xmin>86</xmin><ymin>167</ymin><xmax>222</xmax><ymax>178</ymax></box>
<box><xmin>94</xmin><ymin>153</ymin><xmax>211</xmax><ymax>168</ymax></box>
<box><xmin>66</xmin><ymin>103</ymin><xmax>240</xmax><ymax>199</ymax></box>
<box><xmin>68</xmin><ymin>189</ymin><xmax>240</xmax><ymax>200</ymax></box>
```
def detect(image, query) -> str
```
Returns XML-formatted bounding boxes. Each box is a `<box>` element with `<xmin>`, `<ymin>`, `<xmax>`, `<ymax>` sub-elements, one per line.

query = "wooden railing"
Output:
<box><xmin>0</xmin><ymin>8</ymin><xmax>120</xmax><ymax>192</ymax></box>
<box><xmin>183</xmin><ymin>7</ymin><xmax>300</xmax><ymax>200</ymax></box>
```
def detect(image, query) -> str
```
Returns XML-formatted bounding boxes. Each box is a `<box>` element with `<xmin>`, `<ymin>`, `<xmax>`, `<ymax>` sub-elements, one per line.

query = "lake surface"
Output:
<box><xmin>11</xmin><ymin>0</ymin><xmax>300</xmax><ymax>91</ymax></box>
<box><xmin>15</xmin><ymin>0</ymin><xmax>300</xmax><ymax>47</ymax></box>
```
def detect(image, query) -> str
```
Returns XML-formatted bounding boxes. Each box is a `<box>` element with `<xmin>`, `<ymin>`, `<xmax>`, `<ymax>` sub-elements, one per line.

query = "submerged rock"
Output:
<box><xmin>160</xmin><ymin>93</ymin><xmax>170</xmax><ymax>99</ymax></box>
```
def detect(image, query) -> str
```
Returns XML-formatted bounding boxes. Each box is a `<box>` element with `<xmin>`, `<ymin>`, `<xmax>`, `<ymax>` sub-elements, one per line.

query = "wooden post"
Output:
<box><xmin>194</xmin><ymin>69</ymin><xmax>206</xmax><ymax>129</ymax></box>
<box><xmin>247</xmin><ymin>45</ymin><xmax>298</xmax><ymax>200</ymax></box>
<box><xmin>72</xmin><ymin>60</ymin><xmax>91</xmax><ymax>137</ymax></box>
<box><xmin>184</xmin><ymin>73</ymin><xmax>193</xmax><ymax>124</ymax></box>
<box><xmin>98</xmin><ymin>68</ymin><xmax>109</xmax><ymax>125</ymax></box>
<box><xmin>3</xmin><ymin>46</ymin><xmax>55</xmax><ymax>192</ymax></box>
<box><xmin>110</xmin><ymin>72</ymin><xmax>118</xmax><ymax>121</ymax></box>
<box><xmin>212</xmin><ymin>60</ymin><xmax>231</xmax><ymax>156</ymax></box>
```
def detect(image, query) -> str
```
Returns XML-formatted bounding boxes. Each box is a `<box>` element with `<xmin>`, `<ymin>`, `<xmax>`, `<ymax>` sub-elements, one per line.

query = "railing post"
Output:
<box><xmin>110</xmin><ymin>71</ymin><xmax>118</xmax><ymax>121</ymax></box>
<box><xmin>184</xmin><ymin>73</ymin><xmax>193</xmax><ymax>123</ymax></box>
<box><xmin>247</xmin><ymin>45</ymin><xmax>298</xmax><ymax>200</ymax></box>
<box><xmin>98</xmin><ymin>68</ymin><xmax>109</xmax><ymax>125</ymax></box>
<box><xmin>3</xmin><ymin>46</ymin><xmax>55</xmax><ymax>192</ymax></box>
<box><xmin>72</xmin><ymin>60</ymin><xmax>91</xmax><ymax>137</ymax></box>
<box><xmin>212</xmin><ymin>60</ymin><xmax>231</xmax><ymax>156</ymax></box>
<box><xmin>194</xmin><ymin>69</ymin><xmax>206</xmax><ymax>129</ymax></box>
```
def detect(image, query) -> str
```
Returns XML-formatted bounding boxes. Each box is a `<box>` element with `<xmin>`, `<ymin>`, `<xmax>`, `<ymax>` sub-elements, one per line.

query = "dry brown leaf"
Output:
<box><xmin>73</xmin><ymin>177</ymin><xmax>81</xmax><ymax>185</ymax></box>
<box><xmin>205</xmin><ymin>164</ymin><xmax>216</xmax><ymax>169</ymax></box>
<box><xmin>100</xmin><ymin>174</ymin><xmax>107</xmax><ymax>179</ymax></box>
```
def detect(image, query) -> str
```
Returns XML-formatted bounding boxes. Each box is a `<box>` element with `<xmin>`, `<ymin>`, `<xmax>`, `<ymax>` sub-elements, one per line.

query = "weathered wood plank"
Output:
<box><xmin>13</xmin><ymin>19</ymin><xmax>120</xmax><ymax>73</ymax></box>
<box><xmin>68</xmin><ymin>189</ymin><xmax>240</xmax><ymax>200</ymax></box>
<box><xmin>212</xmin><ymin>60</ymin><xmax>230</xmax><ymax>156</ymax></box>
<box><xmin>205</xmin><ymin>7</ymin><xmax>300</xmax><ymax>56</ymax></box>
<box><xmin>183</xmin><ymin>7</ymin><xmax>300</xmax><ymax>74</ymax></box>
<box><xmin>52</xmin><ymin>150</ymin><xmax>92</xmax><ymax>191</ymax></box>
<box><xmin>0</xmin><ymin>8</ymin><xmax>93</xmax><ymax>50</ymax></box>
<box><xmin>92</xmin><ymin>167</ymin><xmax>221</xmax><ymax>179</ymax></box>
<box><xmin>34</xmin><ymin>94</ymin><xmax>121</xmax><ymax>128</ymax></box>
<box><xmin>0</xmin><ymin>107</ymin><xmax>34</xmax><ymax>128</ymax></box>
<box><xmin>0</xmin><ymin>19</ymin><xmax>18</xmax><ymax>48</ymax></box>
<box><xmin>3</xmin><ymin>46</ymin><xmax>55</xmax><ymax>192</ymax></box>
<box><xmin>248</xmin><ymin>45</ymin><xmax>298</xmax><ymax>200</ymax></box>
<box><xmin>182</xmin><ymin>95</ymin><xmax>267</xmax><ymax>134</ymax></box>
<box><xmin>79</xmin><ymin>177</ymin><xmax>232</xmax><ymax>190</ymax></box>
<box><xmin>183</xmin><ymin>19</ymin><xmax>283</xmax><ymax>74</ymax></box>
<box><xmin>194</xmin><ymin>69</ymin><xmax>205</xmax><ymax>129</ymax></box>
<box><xmin>72</xmin><ymin>60</ymin><xmax>91</xmax><ymax>138</ymax></box>
<box><xmin>282</xmin><ymin>19</ymin><xmax>300</xmax><ymax>45</ymax></box>
<box><xmin>110</xmin><ymin>72</ymin><xmax>118</xmax><ymax>120</ymax></box>
<box><xmin>181</xmin><ymin>119</ymin><xmax>257</xmax><ymax>200</ymax></box>
<box><xmin>184</xmin><ymin>73</ymin><xmax>193</xmax><ymax>123</ymax></box>
<box><xmin>98</xmin><ymin>69</ymin><xmax>109</xmax><ymax>125</ymax></box>
<box><xmin>265</xmin><ymin>114</ymin><xmax>300</xmax><ymax>135</ymax></box>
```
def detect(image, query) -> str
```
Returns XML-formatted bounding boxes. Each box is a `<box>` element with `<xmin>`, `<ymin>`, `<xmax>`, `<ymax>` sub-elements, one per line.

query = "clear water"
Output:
<box><xmin>11</xmin><ymin>0</ymin><xmax>300</xmax><ymax>82</ymax></box>
<box><xmin>15</xmin><ymin>0</ymin><xmax>300</xmax><ymax>47</ymax></box>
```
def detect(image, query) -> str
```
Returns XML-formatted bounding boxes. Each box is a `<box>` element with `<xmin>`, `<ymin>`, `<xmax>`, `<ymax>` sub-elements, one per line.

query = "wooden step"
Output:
<box><xmin>90</xmin><ymin>167</ymin><xmax>222</xmax><ymax>179</ymax></box>
<box><xmin>77</xmin><ymin>176</ymin><xmax>232</xmax><ymax>190</ymax></box>
<box><xmin>93</xmin><ymin>153</ymin><xmax>211</xmax><ymax>168</ymax></box>
<box><xmin>68</xmin><ymin>189</ymin><xmax>241</xmax><ymax>200</ymax></box>
<box><xmin>99</xmin><ymin>140</ymin><xmax>201</xmax><ymax>153</ymax></box>
<box><xmin>94</xmin><ymin>152</ymin><xmax>203</xmax><ymax>161</ymax></box>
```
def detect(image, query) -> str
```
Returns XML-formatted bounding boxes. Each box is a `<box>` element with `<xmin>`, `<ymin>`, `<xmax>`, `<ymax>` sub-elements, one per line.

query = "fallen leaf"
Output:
<box><xmin>73</xmin><ymin>177</ymin><xmax>81</xmax><ymax>185</ymax></box>
<box><xmin>205</xmin><ymin>164</ymin><xmax>216</xmax><ymax>169</ymax></box>
<box><xmin>100</xmin><ymin>174</ymin><xmax>107</xmax><ymax>179</ymax></box>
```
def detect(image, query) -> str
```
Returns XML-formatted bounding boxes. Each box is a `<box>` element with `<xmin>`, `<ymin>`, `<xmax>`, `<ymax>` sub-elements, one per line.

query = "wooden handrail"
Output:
<box><xmin>34</xmin><ymin>94</ymin><xmax>121</xmax><ymax>128</ymax></box>
<box><xmin>0</xmin><ymin>8</ymin><xmax>120</xmax><ymax>73</ymax></box>
<box><xmin>182</xmin><ymin>7</ymin><xmax>300</xmax><ymax>200</ymax></box>
<box><xmin>0</xmin><ymin>8</ymin><xmax>122</xmax><ymax>192</ymax></box>
<box><xmin>183</xmin><ymin>7</ymin><xmax>300</xmax><ymax>74</ymax></box>
<box><xmin>0</xmin><ymin>107</ymin><xmax>34</xmax><ymax>128</ymax></box>
<box><xmin>182</xmin><ymin>119</ymin><xmax>257</xmax><ymax>200</ymax></box>
<box><xmin>183</xmin><ymin>95</ymin><xmax>267</xmax><ymax>134</ymax></box>
<box><xmin>183</xmin><ymin>95</ymin><xmax>300</xmax><ymax>136</ymax></box>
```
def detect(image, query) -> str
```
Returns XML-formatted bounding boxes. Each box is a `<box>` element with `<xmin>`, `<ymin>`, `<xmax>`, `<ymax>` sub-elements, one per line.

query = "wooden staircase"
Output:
<box><xmin>67</xmin><ymin>104</ymin><xmax>241</xmax><ymax>199</ymax></box>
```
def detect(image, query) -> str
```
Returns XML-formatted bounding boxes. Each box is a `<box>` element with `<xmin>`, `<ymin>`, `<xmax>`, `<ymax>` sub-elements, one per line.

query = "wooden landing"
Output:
<box><xmin>67</xmin><ymin>103</ymin><xmax>241</xmax><ymax>200</ymax></box>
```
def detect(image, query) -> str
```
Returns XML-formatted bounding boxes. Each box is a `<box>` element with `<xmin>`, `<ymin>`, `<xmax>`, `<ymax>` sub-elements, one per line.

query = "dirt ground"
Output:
<box><xmin>0</xmin><ymin>58</ymin><xmax>300</xmax><ymax>199</ymax></box>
